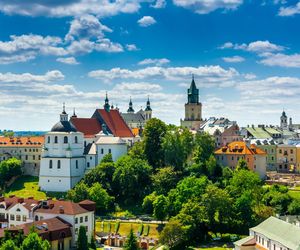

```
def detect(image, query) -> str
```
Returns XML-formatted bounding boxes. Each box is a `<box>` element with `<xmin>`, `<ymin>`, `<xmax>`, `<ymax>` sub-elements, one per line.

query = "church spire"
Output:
<box><xmin>71</xmin><ymin>108</ymin><xmax>77</xmax><ymax>118</ymax></box>
<box><xmin>127</xmin><ymin>97</ymin><xmax>135</xmax><ymax>113</ymax></box>
<box><xmin>104</xmin><ymin>92</ymin><xmax>110</xmax><ymax>112</ymax></box>
<box><xmin>60</xmin><ymin>103</ymin><xmax>68</xmax><ymax>121</ymax></box>
<box><xmin>145</xmin><ymin>96</ymin><xmax>152</xmax><ymax>111</ymax></box>
<box><xmin>187</xmin><ymin>75</ymin><xmax>199</xmax><ymax>104</ymax></box>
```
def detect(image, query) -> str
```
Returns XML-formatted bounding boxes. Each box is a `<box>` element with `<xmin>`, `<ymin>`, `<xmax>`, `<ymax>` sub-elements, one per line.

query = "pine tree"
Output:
<box><xmin>124</xmin><ymin>229</ymin><xmax>139</xmax><ymax>250</ymax></box>
<box><xmin>89</xmin><ymin>235</ymin><xmax>96</xmax><ymax>250</ymax></box>
<box><xmin>77</xmin><ymin>226</ymin><xmax>88</xmax><ymax>250</ymax></box>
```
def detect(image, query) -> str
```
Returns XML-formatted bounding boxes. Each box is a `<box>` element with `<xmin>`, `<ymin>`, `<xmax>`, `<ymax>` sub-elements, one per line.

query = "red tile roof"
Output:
<box><xmin>95</xmin><ymin>109</ymin><xmax>134</xmax><ymax>138</ymax></box>
<box><xmin>70</xmin><ymin>117</ymin><xmax>102</xmax><ymax>137</ymax></box>
<box><xmin>0</xmin><ymin>196</ymin><xmax>39</xmax><ymax>211</ymax></box>
<box><xmin>0</xmin><ymin>217</ymin><xmax>72</xmax><ymax>242</ymax></box>
<box><xmin>35</xmin><ymin>200</ymin><xmax>92</xmax><ymax>215</ymax></box>
<box><xmin>215</xmin><ymin>141</ymin><xmax>267</xmax><ymax>155</ymax></box>
<box><xmin>0</xmin><ymin>136</ymin><xmax>44</xmax><ymax>147</ymax></box>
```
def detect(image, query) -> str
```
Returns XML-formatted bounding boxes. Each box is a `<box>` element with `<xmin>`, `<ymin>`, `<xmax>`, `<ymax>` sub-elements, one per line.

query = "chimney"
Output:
<box><xmin>18</xmin><ymin>198</ymin><xmax>24</xmax><ymax>203</ymax></box>
<box><xmin>9</xmin><ymin>195</ymin><xmax>15</xmax><ymax>198</ymax></box>
<box><xmin>59</xmin><ymin>206</ymin><xmax>64</xmax><ymax>214</ymax></box>
<box><xmin>28</xmin><ymin>197</ymin><xmax>33</xmax><ymax>200</ymax></box>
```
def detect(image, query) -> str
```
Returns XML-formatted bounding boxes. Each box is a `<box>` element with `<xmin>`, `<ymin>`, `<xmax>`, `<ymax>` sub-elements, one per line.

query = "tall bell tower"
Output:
<box><xmin>180</xmin><ymin>76</ymin><xmax>202</xmax><ymax>130</ymax></box>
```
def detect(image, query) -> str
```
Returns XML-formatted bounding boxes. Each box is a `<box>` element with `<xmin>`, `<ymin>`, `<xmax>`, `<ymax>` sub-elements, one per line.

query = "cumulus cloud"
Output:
<box><xmin>138</xmin><ymin>16</ymin><xmax>157</xmax><ymax>27</ymax></box>
<box><xmin>222</xmin><ymin>56</ymin><xmax>245</xmax><ymax>63</ymax></box>
<box><xmin>0</xmin><ymin>70</ymin><xmax>64</xmax><ymax>83</ymax></box>
<box><xmin>173</xmin><ymin>0</ymin><xmax>243</xmax><ymax>14</ymax></box>
<box><xmin>126</xmin><ymin>44</ymin><xmax>139</xmax><ymax>51</ymax></box>
<box><xmin>65</xmin><ymin>14</ymin><xmax>112</xmax><ymax>41</ymax></box>
<box><xmin>56</xmin><ymin>57</ymin><xmax>80</xmax><ymax>65</ymax></box>
<box><xmin>279</xmin><ymin>2</ymin><xmax>300</xmax><ymax>16</ymax></box>
<box><xmin>220</xmin><ymin>40</ymin><xmax>285</xmax><ymax>53</ymax></box>
<box><xmin>88</xmin><ymin>65</ymin><xmax>239</xmax><ymax>83</ymax></box>
<box><xmin>259</xmin><ymin>53</ymin><xmax>300</xmax><ymax>68</ymax></box>
<box><xmin>138</xmin><ymin>58</ymin><xmax>170</xmax><ymax>66</ymax></box>
<box><xmin>151</xmin><ymin>0</ymin><xmax>166</xmax><ymax>8</ymax></box>
<box><xmin>0</xmin><ymin>0</ymin><xmax>142</xmax><ymax>17</ymax></box>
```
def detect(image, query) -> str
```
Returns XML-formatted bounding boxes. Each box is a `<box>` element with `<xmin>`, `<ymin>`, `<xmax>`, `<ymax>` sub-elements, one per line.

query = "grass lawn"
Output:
<box><xmin>288</xmin><ymin>190</ymin><xmax>300</xmax><ymax>200</ymax></box>
<box><xmin>96</xmin><ymin>221</ymin><xmax>163</xmax><ymax>239</ymax></box>
<box><xmin>4</xmin><ymin>175</ymin><xmax>66</xmax><ymax>200</ymax></box>
<box><xmin>5</xmin><ymin>175</ymin><xmax>47</xmax><ymax>200</ymax></box>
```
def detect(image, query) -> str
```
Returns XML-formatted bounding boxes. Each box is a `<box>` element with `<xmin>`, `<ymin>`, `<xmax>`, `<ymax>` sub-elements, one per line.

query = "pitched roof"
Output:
<box><xmin>0</xmin><ymin>136</ymin><xmax>44</xmax><ymax>147</ymax></box>
<box><xmin>94</xmin><ymin>109</ymin><xmax>134</xmax><ymax>138</ymax></box>
<box><xmin>0</xmin><ymin>217</ymin><xmax>72</xmax><ymax>242</ymax></box>
<box><xmin>70</xmin><ymin>117</ymin><xmax>102</xmax><ymax>137</ymax></box>
<box><xmin>0</xmin><ymin>196</ymin><xmax>39</xmax><ymax>211</ymax></box>
<box><xmin>234</xmin><ymin>236</ymin><xmax>256</xmax><ymax>247</ymax></box>
<box><xmin>251</xmin><ymin>216</ymin><xmax>300</xmax><ymax>250</ymax></box>
<box><xmin>34</xmin><ymin>200</ymin><xmax>92</xmax><ymax>215</ymax></box>
<box><xmin>215</xmin><ymin>141</ymin><xmax>267</xmax><ymax>155</ymax></box>
<box><xmin>121</xmin><ymin>113</ymin><xmax>145</xmax><ymax>124</ymax></box>
<box><xmin>246</xmin><ymin>127</ymin><xmax>272</xmax><ymax>139</ymax></box>
<box><xmin>96</xmin><ymin>136</ymin><xmax>126</xmax><ymax>145</ymax></box>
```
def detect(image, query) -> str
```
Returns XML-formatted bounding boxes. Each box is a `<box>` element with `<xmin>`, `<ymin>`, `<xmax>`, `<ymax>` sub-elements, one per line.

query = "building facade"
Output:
<box><xmin>215</xmin><ymin>141</ymin><xmax>267</xmax><ymax>179</ymax></box>
<box><xmin>180</xmin><ymin>76</ymin><xmax>203</xmax><ymax>130</ymax></box>
<box><xmin>0</xmin><ymin>136</ymin><xmax>44</xmax><ymax>176</ymax></box>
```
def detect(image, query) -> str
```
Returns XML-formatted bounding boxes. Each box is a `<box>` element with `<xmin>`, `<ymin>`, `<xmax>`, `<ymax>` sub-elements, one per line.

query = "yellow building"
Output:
<box><xmin>276</xmin><ymin>144</ymin><xmax>297</xmax><ymax>172</ymax></box>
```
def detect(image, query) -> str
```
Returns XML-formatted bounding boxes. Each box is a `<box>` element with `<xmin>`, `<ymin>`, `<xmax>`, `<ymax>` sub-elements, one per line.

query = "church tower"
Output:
<box><xmin>280</xmin><ymin>110</ymin><xmax>288</xmax><ymax>130</ymax></box>
<box><xmin>144</xmin><ymin>96</ymin><xmax>152</xmax><ymax>121</ymax></box>
<box><xmin>127</xmin><ymin>97</ymin><xmax>135</xmax><ymax>113</ymax></box>
<box><xmin>180</xmin><ymin>76</ymin><xmax>202</xmax><ymax>130</ymax></box>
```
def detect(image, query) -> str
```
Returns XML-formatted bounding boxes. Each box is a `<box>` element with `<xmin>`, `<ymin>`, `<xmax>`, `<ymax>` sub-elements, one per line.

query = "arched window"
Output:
<box><xmin>64</xmin><ymin>136</ymin><xmax>68</xmax><ymax>144</ymax></box>
<box><xmin>49</xmin><ymin>160</ymin><xmax>53</xmax><ymax>169</ymax></box>
<box><xmin>76</xmin><ymin>160</ymin><xmax>78</xmax><ymax>169</ymax></box>
<box><xmin>75</xmin><ymin>136</ymin><xmax>78</xmax><ymax>143</ymax></box>
<box><xmin>54</xmin><ymin>136</ymin><xmax>58</xmax><ymax>143</ymax></box>
<box><xmin>47</xmin><ymin>136</ymin><xmax>50</xmax><ymax>143</ymax></box>
<box><xmin>57</xmin><ymin>160</ymin><xmax>61</xmax><ymax>169</ymax></box>
<box><xmin>35</xmin><ymin>215</ymin><xmax>39</xmax><ymax>221</ymax></box>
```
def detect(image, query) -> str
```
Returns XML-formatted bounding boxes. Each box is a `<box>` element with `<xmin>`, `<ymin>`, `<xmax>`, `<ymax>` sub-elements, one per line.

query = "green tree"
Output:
<box><xmin>167</xmin><ymin>176</ymin><xmax>210</xmax><ymax>216</ymax></box>
<box><xmin>142</xmin><ymin>192</ymin><xmax>157</xmax><ymax>214</ymax></box>
<box><xmin>143</xmin><ymin>118</ymin><xmax>167</xmax><ymax>168</ymax></box>
<box><xmin>152</xmin><ymin>166</ymin><xmax>179</xmax><ymax>195</ymax></box>
<box><xmin>159</xmin><ymin>220</ymin><xmax>187</xmax><ymax>250</ymax></box>
<box><xmin>153</xmin><ymin>195</ymin><xmax>168</xmax><ymax>221</ymax></box>
<box><xmin>0</xmin><ymin>240</ymin><xmax>19</xmax><ymax>250</ymax></box>
<box><xmin>89</xmin><ymin>236</ymin><xmax>97</xmax><ymax>250</ymax></box>
<box><xmin>206</xmin><ymin>155</ymin><xmax>222</xmax><ymax>179</ymax></box>
<box><xmin>88</xmin><ymin>183</ymin><xmax>114</xmax><ymax>212</ymax></box>
<box><xmin>128</xmin><ymin>141</ymin><xmax>146</xmax><ymax>160</ymax></box>
<box><xmin>193</xmin><ymin>132</ymin><xmax>215</xmax><ymax>163</ymax></box>
<box><xmin>113</xmin><ymin>155</ymin><xmax>152</xmax><ymax>202</ymax></box>
<box><xmin>77</xmin><ymin>226</ymin><xmax>88</xmax><ymax>250</ymax></box>
<box><xmin>101</xmin><ymin>153</ymin><xmax>113</xmax><ymax>163</ymax></box>
<box><xmin>288</xmin><ymin>200</ymin><xmax>300</xmax><ymax>215</ymax></box>
<box><xmin>66</xmin><ymin>181</ymin><xmax>89</xmax><ymax>202</ymax></box>
<box><xmin>124</xmin><ymin>229</ymin><xmax>139</xmax><ymax>250</ymax></box>
<box><xmin>21</xmin><ymin>232</ymin><xmax>50</xmax><ymax>250</ymax></box>
<box><xmin>236</xmin><ymin>159</ymin><xmax>249</xmax><ymax>171</ymax></box>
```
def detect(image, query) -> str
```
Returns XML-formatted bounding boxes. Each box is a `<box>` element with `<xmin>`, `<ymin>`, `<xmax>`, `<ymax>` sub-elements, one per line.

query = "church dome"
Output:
<box><xmin>51</xmin><ymin>120</ymin><xmax>77</xmax><ymax>133</ymax></box>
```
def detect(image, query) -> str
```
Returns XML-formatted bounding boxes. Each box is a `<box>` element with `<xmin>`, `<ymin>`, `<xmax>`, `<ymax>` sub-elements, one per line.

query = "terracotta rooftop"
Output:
<box><xmin>215</xmin><ymin>141</ymin><xmax>267</xmax><ymax>155</ymax></box>
<box><xmin>35</xmin><ymin>199</ymin><xmax>94</xmax><ymax>215</ymax></box>
<box><xmin>93</xmin><ymin>109</ymin><xmax>134</xmax><ymax>138</ymax></box>
<box><xmin>0</xmin><ymin>136</ymin><xmax>44</xmax><ymax>147</ymax></box>
<box><xmin>0</xmin><ymin>217</ymin><xmax>72</xmax><ymax>242</ymax></box>
<box><xmin>0</xmin><ymin>196</ymin><xmax>39</xmax><ymax>211</ymax></box>
<box><xmin>70</xmin><ymin>117</ymin><xmax>102</xmax><ymax>137</ymax></box>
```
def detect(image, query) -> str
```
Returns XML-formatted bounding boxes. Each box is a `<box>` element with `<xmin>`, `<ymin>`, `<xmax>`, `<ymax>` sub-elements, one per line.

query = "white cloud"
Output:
<box><xmin>0</xmin><ymin>0</ymin><xmax>142</xmax><ymax>18</ymax></box>
<box><xmin>94</xmin><ymin>39</ymin><xmax>123</xmax><ymax>53</ymax></box>
<box><xmin>222</xmin><ymin>56</ymin><xmax>245</xmax><ymax>63</ymax></box>
<box><xmin>65</xmin><ymin>14</ymin><xmax>112</xmax><ymax>41</ymax></box>
<box><xmin>259</xmin><ymin>53</ymin><xmax>300</xmax><ymax>68</ymax></box>
<box><xmin>0</xmin><ymin>70</ymin><xmax>64</xmax><ymax>83</ymax></box>
<box><xmin>126</xmin><ymin>44</ymin><xmax>139</xmax><ymax>51</ymax></box>
<box><xmin>138</xmin><ymin>16</ymin><xmax>157</xmax><ymax>27</ymax></box>
<box><xmin>88</xmin><ymin>65</ymin><xmax>239</xmax><ymax>83</ymax></box>
<box><xmin>138</xmin><ymin>58</ymin><xmax>170</xmax><ymax>66</ymax></box>
<box><xmin>173</xmin><ymin>0</ymin><xmax>243</xmax><ymax>14</ymax></box>
<box><xmin>0</xmin><ymin>52</ymin><xmax>36</xmax><ymax>64</ymax></box>
<box><xmin>56</xmin><ymin>57</ymin><xmax>80</xmax><ymax>65</ymax></box>
<box><xmin>220</xmin><ymin>40</ymin><xmax>285</xmax><ymax>53</ymax></box>
<box><xmin>279</xmin><ymin>2</ymin><xmax>300</xmax><ymax>16</ymax></box>
<box><xmin>151</xmin><ymin>0</ymin><xmax>166</xmax><ymax>8</ymax></box>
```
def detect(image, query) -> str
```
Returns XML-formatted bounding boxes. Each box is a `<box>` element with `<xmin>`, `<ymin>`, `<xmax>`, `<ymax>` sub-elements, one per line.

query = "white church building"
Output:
<box><xmin>39</xmin><ymin>105</ymin><xmax>128</xmax><ymax>192</ymax></box>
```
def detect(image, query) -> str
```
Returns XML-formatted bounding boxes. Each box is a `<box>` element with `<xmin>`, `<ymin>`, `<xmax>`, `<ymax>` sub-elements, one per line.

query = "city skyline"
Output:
<box><xmin>1</xmin><ymin>1</ymin><xmax>300</xmax><ymax>130</ymax></box>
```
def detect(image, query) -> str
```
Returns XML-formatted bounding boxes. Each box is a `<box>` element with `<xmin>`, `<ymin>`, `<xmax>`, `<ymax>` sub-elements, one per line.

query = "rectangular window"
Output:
<box><xmin>80</xmin><ymin>217</ymin><xmax>83</xmax><ymax>223</ymax></box>
<box><xmin>22</xmin><ymin>215</ymin><xmax>26</xmax><ymax>222</ymax></box>
<box><xmin>109</xmin><ymin>149</ymin><xmax>112</xmax><ymax>154</ymax></box>
<box><xmin>33</xmin><ymin>155</ymin><xmax>35</xmax><ymax>160</ymax></box>
<box><xmin>75</xmin><ymin>218</ymin><xmax>78</xmax><ymax>224</ymax></box>
<box><xmin>10</xmin><ymin>214</ymin><xmax>15</xmax><ymax>221</ymax></box>
<box><xmin>16</xmin><ymin>215</ymin><xmax>21</xmax><ymax>221</ymax></box>
<box><xmin>101</xmin><ymin>149</ymin><xmax>104</xmax><ymax>154</ymax></box>
<box><xmin>25</xmin><ymin>155</ymin><xmax>28</xmax><ymax>160</ymax></box>
<box><xmin>85</xmin><ymin>216</ymin><xmax>88</xmax><ymax>222</ymax></box>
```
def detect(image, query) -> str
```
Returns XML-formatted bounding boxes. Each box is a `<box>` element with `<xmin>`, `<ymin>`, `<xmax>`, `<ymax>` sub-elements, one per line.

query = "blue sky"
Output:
<box><xmin>1</xmin><ymin>0</ymin><xmax>300</xmax><ymax>130</ymax></box>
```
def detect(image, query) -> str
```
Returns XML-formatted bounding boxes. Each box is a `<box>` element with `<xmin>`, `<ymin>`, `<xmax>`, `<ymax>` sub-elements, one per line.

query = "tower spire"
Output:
<box><xmin>127</xmin><ymin>96</ymin><xmax>135</xmax><ymax>113</ymax></box>
<box><xmin>145</xmin><ymin>95</ymin><xmax>152</xmax><ymax>111</ymax></box>
<box><xmin>60</xmin><ymin>103</ymin><xmax>68</xmax><ymax>121</ymax></box>
<box><xmin>71</xmin><ymin>108</ymin><xmax>77</xmax><ymax>118</ymax></box>
<box><xmin>104</xmin><ymin>92</ymin><xmax>110</xmax><ymax>112</ymax></box>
